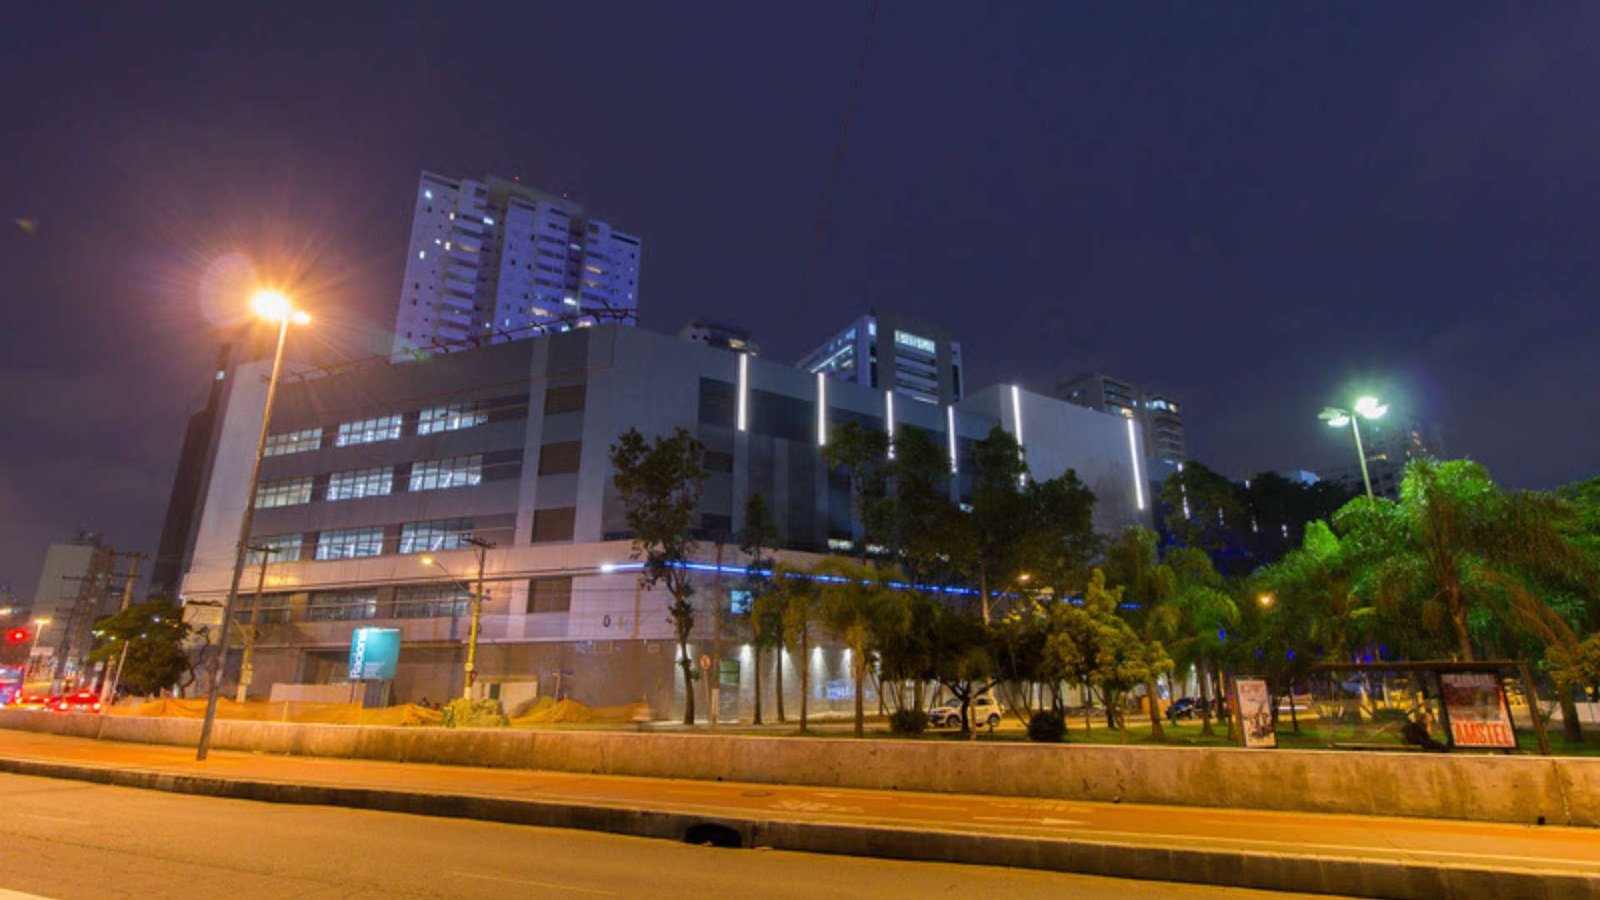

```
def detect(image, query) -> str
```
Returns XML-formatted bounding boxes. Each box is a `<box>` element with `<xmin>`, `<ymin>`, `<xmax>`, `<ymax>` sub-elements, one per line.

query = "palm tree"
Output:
<box><xmin>815</xmin><ymin>558</ymin><xmax>910</xmax><ymax>737</ymax></box>
<box><xmin>773</xmin><ymin>563</ymin><xmax>820</xmax><ymax>732</ymax></box>
<box><xmin>1338</xmin><ymin>460</ymin><xmax>1600</xmax><ymax>742</ymax></box>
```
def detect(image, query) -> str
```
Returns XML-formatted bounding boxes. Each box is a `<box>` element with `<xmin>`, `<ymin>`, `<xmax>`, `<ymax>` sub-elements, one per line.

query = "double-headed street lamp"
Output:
<box><xmin>421</xmin><ymin>534</ymin><xmax>495</xmax><ymax>701</ymax></box>
<box><xmin>197</xmin><ymin>289</ymin><xmax>310</xmax><ymax>762</ymax></box>
<box><xmin>1319</xmin><ymin>396</ymin><xmax>1388</xmax><ymax>500</ymax></box>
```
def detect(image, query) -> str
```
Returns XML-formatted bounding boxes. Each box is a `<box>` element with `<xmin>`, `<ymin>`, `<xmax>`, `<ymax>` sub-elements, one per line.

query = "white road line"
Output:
<box><xmin>447</xmin><ymin>871</ymin><xmax>618</xmax><ymax>895</ymax></box>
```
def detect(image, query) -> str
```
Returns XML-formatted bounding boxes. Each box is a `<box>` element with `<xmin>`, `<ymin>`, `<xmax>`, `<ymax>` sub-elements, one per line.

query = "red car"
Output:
<box><xmin>49</xmin><ymin>690</ymin><xmax>102</xmax><ymax>713</ymax></box>
<box><xmin>9</xmin><ymin>694</ymin><xmax>51</xmax><ymax>711</ymax></box>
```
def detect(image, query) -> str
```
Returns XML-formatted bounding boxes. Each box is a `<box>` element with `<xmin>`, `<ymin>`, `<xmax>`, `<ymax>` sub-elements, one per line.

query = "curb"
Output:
<box><xmin>0</xmin><ymin>755</ymin><xmax>1593</xmax><ymax>900</ymax></box>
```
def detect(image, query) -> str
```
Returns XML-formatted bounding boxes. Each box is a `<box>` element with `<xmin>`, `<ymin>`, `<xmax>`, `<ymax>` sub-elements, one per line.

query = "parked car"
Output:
<box><xmin>9</xmin><ymin>694</ymin><xmax>52</xmax><ymax>711</ymax></box>
<box><xmin>928</xmin><ymin>696</ymin><xmax>1002</xmax><ymax>729</ymax></box>
<box><xmin>1166</xmin><ymin>696</ymin><xmax>1223</xmax><ymax>722</ymax></box>
<box><xmin>49</xmin><ymin>690</ymin><xmax>102</xmax><ymax>713</ymax></box>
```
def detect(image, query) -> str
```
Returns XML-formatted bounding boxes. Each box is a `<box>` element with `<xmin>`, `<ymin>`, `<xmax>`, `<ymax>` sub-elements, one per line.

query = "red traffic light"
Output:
<box><xmin>5</xmin><ymin>629</ymin><xmax>28</xmax><ymax>645</ymax></box>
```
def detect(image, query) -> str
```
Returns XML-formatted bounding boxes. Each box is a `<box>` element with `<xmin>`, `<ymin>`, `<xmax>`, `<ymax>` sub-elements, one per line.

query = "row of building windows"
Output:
<box><xmin>264</xmin><ymin>390</ymin><xmax>581</xmax><ymax>459</ymax></box>
<box><xmin>235</xmin><ymin>577</ymin><xmax>573</xmax><ymax>624</ymax></box>
<box><xmin>254</xmin><ymin>455</ymin><xmax>492</xmax><ymax>508</ymax></box>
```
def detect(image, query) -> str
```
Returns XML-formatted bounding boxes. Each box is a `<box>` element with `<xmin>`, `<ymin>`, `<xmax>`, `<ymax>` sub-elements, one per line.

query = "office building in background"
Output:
<box><xmin>796</xmin><ymin>311</ymin><xmax>962</xmax><ymax>405</ymax></box>
<box><xmin>1056</xmin><ymin>371</ymin><xmax>1187</xmax><ymax>467</ymax></box>
<box><xmin>392</xmin><ymin>172</ymin><xmax>641</xmax><ymax>356</ymax></box>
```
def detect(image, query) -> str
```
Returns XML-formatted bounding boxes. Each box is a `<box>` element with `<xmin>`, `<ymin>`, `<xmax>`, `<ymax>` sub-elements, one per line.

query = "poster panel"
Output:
<box><xmin>1439</xmin><ymin>670</ymin><xmax>1516</xmax><ymax>749</ymax></box>
<box><xmin>1234</xmin><ymin>677</ymin><xmax>1277</xmax><ymax>748</ymax></box>
<box><xmin>348</xmin><ymin>627</ymin><xmax>401</xmax><ymax>681</ymax></box>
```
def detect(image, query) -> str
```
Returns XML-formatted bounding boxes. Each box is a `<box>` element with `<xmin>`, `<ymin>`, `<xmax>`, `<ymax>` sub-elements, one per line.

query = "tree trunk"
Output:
<box><xmin>853</xmin><ymin>661</ymin><xmax>865</xmax><ymax>738</ymax></box>
<box><xmin>679</xmin><ymin>643</ymin><xmax>695</xmax><ymax>726</ymax></box>
<box><xmin>775</xmin><ymin>648</ymin><xmax>786</xmax><ymax>723</ymax></box>
<box><xmin>799</xmin><ymin>633</ymin><xmax>809</xmax><ymax>732</ymax></box>
<box><xmin>1450</xmin><ymin>600</ymin><xmax>1475</xmax><ymax>661</ymax></box>
<box><xmin>1198</xmin><ymin>658</ymin><xmax>1215</xmax><ymax>736</ymax></box>
<box><xmin>753</xmin><ymin>645</ymin><xmax>763</xmax><ymax>725</ymax></box>
<box><xmin>1145</xmin><ymin>678</ymin><xmax>1165</xmax><ymax>739</ymax></box>
<box><xmin>1287</xmin><ymin>678</ymin><xmax>1300</xmax><ymax>733</ymax></box>
<box><xmin>979</xmin><ymin>565</ymin><xmax>991</xmax><ymax>625</ymax></box>
<box><xmin>1560</xmin><ymin>692</ymin><xmax>1584</xmax><ymax>744</ymax></box>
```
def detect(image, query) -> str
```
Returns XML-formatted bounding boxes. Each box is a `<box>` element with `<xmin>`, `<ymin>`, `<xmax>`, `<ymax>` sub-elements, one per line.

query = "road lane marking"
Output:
<box><xmin>447</xmin><ymin>871</ymin><xmax>617</xmax><ymax>895</ymax></box>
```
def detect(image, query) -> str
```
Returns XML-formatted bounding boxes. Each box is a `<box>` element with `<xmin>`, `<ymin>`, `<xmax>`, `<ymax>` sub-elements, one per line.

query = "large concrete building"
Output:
<box><xmin>391</xmin><ymin>172</ymin><xmax>641</xmax><ymax>357</ymax></box>
<box><xmin>1056</xmin><ymin>371</ymin><xmax>1187</xmax><ymax>467</ymax></box>
<box><xmin>176</xmin><ymin>325</ymin><xmax>1148</xmax><ymax>719</ymax></box>
<box><xmin>29</xmin><ymin>532</ymin><xmax>115</xmax><ymax>683</ymax></box>
<box><xmin>797</xmin><ymin>312</ymin><xmax>963</xmax><ymax>406</ymax></box>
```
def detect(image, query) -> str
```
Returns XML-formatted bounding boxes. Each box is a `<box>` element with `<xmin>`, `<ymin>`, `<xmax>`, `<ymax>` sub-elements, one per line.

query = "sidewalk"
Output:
<box><xmin>0</xmin><ymin>728</ymin><xmax>1595</xmax><ymax>899</ymax></box>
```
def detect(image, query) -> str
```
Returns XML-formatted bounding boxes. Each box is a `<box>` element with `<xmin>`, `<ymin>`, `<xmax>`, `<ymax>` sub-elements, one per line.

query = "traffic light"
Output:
<box><xmin>5</xmin><ymin>628</ymin><xmax>28</xmax><ymax>645</ymax></box>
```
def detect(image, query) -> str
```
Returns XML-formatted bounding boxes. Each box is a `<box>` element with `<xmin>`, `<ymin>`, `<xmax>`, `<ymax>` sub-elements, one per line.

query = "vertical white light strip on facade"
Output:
<box><xmin>816</xmin><ymin>371</ymin><xmax>827</xmax><ymax>446</ymax></box>
<box><xmin>1011</xmin><ymin>384</ymin><xmax>1026</xmax><ymax>485</ymax></box>
<box><xmin>946</xmin><ymin>405</ymin><xmax>958</xmax><ymax>474</ymax></box>
<box><xmin>736</xmin><ymin>352</ymin><xmax>749</xmax><ymax>432</ymax></box>
<box><xmin>1127</xmin><ymin>417</ymin><xmax>1146</xmax><ymax>510</ymax></box>
<box><xmin>885</xmin><ymin>390</ymin><xmax>896</xmax><ymax>459</ymax></box>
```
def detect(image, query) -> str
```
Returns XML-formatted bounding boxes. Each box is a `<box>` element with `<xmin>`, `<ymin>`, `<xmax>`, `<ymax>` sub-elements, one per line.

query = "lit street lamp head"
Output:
<box><xmin>1258</xmin><ymin>593</ymin><xmax>1275</xmax><ymax>608</ymax></box>
<box><xmin>420</xmin><ymin>556</ymin><xmax>435</xmax><ymax>566</ymax></box>
<box><xmin>250</xmin><ymin>289</ymin><xmax>309</xmax><ymax>325</ymax></box>
<box><xmin>1353</xmin><ymin>396</ymin><xmax>1388</xmax><ymax>420</ymax></box>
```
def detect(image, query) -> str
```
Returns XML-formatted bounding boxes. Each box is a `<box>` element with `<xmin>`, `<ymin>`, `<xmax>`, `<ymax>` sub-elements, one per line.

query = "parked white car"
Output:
<box><xmin>928</xmin><ymin>695</ymin><xmax>1002</xmax><ymax>728</ymax></box>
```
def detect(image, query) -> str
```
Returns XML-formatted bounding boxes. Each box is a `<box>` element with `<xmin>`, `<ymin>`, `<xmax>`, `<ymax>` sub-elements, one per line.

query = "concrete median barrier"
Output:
<box><xmin>1</xmin><ymin>708</ymin><xmax>1595</xmax><ymax>827</ymax></box>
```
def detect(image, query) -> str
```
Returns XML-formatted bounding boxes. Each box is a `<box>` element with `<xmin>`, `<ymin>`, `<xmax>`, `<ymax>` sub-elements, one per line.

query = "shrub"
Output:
<box><xmin>442</xmin><ymin>697</ymin><xmax>509</xmax><ymax>729</ymax></box>
<box><xmin>889</xmin><ymin>708</ymin><xmax>928</xmax><ymax>736</ymax></box>
<box><xmin>1027</xmin><ymin>710</ymin><xmax>1067</xmax><ymax>743</ymax></box>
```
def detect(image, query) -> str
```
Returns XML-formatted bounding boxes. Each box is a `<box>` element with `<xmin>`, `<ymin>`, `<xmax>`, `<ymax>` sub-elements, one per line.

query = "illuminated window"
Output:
<box><xmin>399</xmin><ymin>518</ymin><xmax>476</xmax><ymax>554</ymax></box>
<box><xmin>305</xmin><ymin>590</ymin><xmax>378</xmax><ymax>622</ymax></box>
<box><xmin>326</xmin><ymin>467</ymin><xmax>394</xmax><ymax>501</ymax></box>
<box><xmin>409</xmin><ymin>455</ymin><xmax>483</xmax><ymax>491</ymax></box>
<box><xmin>315</xmin><ymin>527</ymin><xmax>385</xmax><ymax>561</ymax></box>
<box><xmin>263</xmin><ymin>427</ymin><xmax>322</xmax><ymax>457</ymax></box>
<box><xmin>393</xmin><ymin>584</ymin><xmax>469</xmax><ymax>619</ymax></box>
<box><xmin>417</xmin><ymin>402</ymin><xmax>488</xmax><ymax>435</ymax></box>
<box><xmin>254</xmin><ymin>477</ymin><xmax>313</xmax><ymax>509</ymax></box>
<box><xmin>335</xmin><ymin>415</ymin><xmax>402</xmax><ymax>447</ymax></box>
<box><xmin>245</xmin><ymin>534</ymin><xmax>302</xmax><ymax>564</ymax></box>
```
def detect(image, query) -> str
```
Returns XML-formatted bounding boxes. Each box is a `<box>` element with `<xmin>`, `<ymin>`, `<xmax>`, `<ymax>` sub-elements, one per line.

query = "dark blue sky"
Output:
<box><xmin>2</xmin><ymin>3</ymin><xmax>1597</xmax><ymax>594</ymax></box>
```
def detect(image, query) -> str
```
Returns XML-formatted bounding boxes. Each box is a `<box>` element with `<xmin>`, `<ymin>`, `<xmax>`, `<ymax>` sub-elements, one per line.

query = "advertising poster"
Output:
<box><xmin>1234</xmin><ymin>677</ymin><xmax>1277</xmax><ymax>748</ymax></box>
<box><xmin>1439</xmin><ymin>670</ymin><xmax>1516</xmax><ymax>749</ymax></box>
<box><xmin>348</xmin><ymin>627</ymin><xmax>401</xmax><ymax>681</ymax></box>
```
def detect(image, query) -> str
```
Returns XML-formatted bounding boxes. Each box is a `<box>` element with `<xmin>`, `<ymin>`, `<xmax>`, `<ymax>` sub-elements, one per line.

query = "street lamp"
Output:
<box><xmin>1319</xmin><ymin>395</ymin><xmax>1388</xmax><ymax>500</ymax></box>
<box><xmin>421</xmin><ymin>535</ymin><xmax>495</xmax><ymax>700</ymax></box>
<box><xmin>197</xmin><ymin>289</ymin><xmax>309</xmax><ymax>762</ymax></box>
<box><xmin>1258</xmin><ymin>593</ymin><xmax>1275</xmax><ymax>608</ymax></box>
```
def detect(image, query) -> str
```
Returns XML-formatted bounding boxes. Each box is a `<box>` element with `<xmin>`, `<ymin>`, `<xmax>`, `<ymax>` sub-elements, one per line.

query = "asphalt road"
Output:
<box><xmin>0</xmin><ymin>773</ymin><xmax>1321</xmax><ymax>899</ymax></box>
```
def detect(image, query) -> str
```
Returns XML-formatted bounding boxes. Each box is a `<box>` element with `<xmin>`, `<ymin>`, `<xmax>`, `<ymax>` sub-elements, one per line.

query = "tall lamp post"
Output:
<box><xmin>197</xmin><ymin>290</ymin><xmax>310</xmax><ymax>762</ymax></box>
<box><xmin>421</xmin><ymin>534</ymin><xmax>494</xmax><ymax>701</ymax></box>
<box><xmin>1319</xmin><ymin>396</ymin><xmax>1388</xmax><ymax>500</ymax></box>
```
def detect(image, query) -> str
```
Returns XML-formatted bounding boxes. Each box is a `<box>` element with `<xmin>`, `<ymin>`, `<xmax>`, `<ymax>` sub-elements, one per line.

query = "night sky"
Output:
<box><xmin>3</xmin><ymin>3</ymin><xmax>1598</xmax><ymax>595</ymax></box>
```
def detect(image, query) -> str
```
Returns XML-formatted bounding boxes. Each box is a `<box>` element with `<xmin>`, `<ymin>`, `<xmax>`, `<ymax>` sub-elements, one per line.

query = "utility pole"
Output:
<box><xmin>100</xmin><ymin>551</ymin><xmax>146</xmax><ymax>704</ymax></box>
<box><xmin>710</xmin><ymin>542</ymin><xmax>724</xmax><ymax>729</ymax></box>
<box><xmin>461</xmin><ymin>535</ymin><xmax>495</xmax><ymax>700</ymax></box>
<box><xmin>235</xmin><ymin>545</ymin><xmax>277</xmax><ymax>703</ymax></box>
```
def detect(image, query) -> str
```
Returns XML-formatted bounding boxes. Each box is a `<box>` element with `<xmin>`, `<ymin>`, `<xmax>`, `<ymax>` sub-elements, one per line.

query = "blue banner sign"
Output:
<box><xmin>348</xmin><ymin>627</ymin><xmax>401</xmax><ymax>681</ymax></box>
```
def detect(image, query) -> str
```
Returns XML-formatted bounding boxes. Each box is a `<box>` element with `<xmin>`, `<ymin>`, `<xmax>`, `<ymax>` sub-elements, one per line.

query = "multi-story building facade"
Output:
<box><xmin>29</xmin><ymin>532</ymin><xmax>116</xmax><ymax>683</ymax></box>
<box><xmin>176</xmin><ymin>325</ymin><xmax>1147</xmax><ymax>719</ymax></box>
<box><xmin>1056</xmin><ymin>371</ymin><xmax>1187</xmax><ymax>467</ymax></box>
<box><xmin>391</xmin><ymin>172</ymin><xmax>641</xmax><ymax>356</ymax></box>
<box><xmin>796</xmin><ymin>312</ymin><xmax>962</xmax><ymax>405</ymax></box>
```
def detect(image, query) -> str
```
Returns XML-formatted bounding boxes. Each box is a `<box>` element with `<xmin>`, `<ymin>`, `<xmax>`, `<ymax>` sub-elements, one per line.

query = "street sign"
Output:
<box><xmin>348</xmin><ymin>627</ymin><xmax>401</xmax><ymax>681</ymax></box>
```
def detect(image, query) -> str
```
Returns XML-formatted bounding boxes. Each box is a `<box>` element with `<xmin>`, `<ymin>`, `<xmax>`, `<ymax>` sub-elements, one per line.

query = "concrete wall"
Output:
<box><xmin>3</xmin><ymin>710</ymin><xmax>1594</xmax><ymax>828</ymax></box>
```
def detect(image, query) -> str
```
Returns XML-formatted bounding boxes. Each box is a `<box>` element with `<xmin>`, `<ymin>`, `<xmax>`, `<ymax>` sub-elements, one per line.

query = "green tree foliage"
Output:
<box><xmin>740</xmin><ymin>493</ymin><xmax>779</xmax><ymax>725</ymax></box>
<box><xmin>820</xmin><ymin>420</ymin><xmax>890</xmax><ymax>560</ymax></box>
<box><xmin>815</xmin><ymin>558</ymin><xmax>911</xmax><ymax>737</ymax></box>
<box><xmin>1045</xmin><ymin>569</ymin><xmax>1171</xmax><ymax>737</ymax></box>
<box><xmin>610</xmin><ymin>427</ymin><xmax>707</xmax><ymax>725</ymax></box>
<box><xmin>89</xmin><ymin>600</ymin><xmax>190</xmax><ymax>698</ymax></box>
<box><xmin>1548</xmin><ymin>632</ymin><xmax>1600</xmax><ymax>701</ymax></box>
